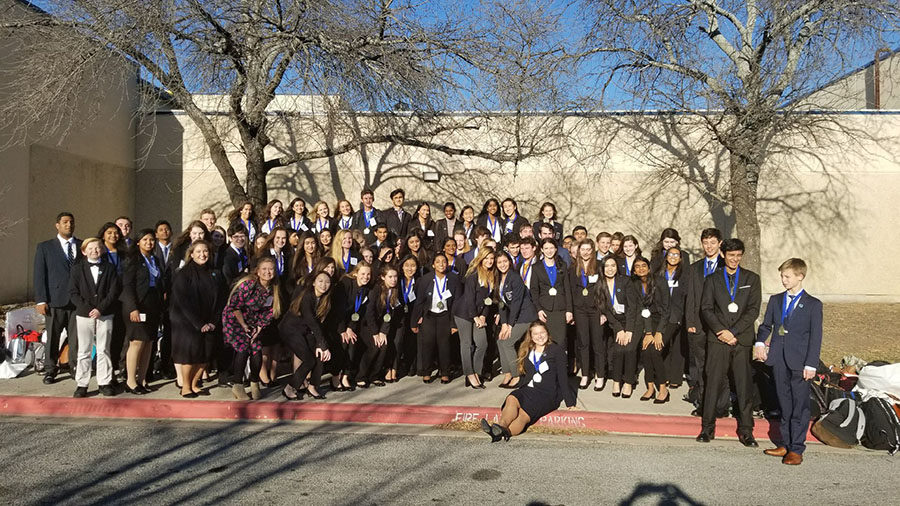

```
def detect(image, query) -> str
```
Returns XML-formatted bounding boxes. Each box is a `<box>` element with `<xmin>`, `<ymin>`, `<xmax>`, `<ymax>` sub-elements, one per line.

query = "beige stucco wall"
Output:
<box><xmin>0</xmin><ymin>0</ymin><xmax>137</xmax><ymax>303</ymax></box>
<box><xmin>135</xmin><ymin>109</ymin><xmax>900</xmax><ymax>301</ymax></box>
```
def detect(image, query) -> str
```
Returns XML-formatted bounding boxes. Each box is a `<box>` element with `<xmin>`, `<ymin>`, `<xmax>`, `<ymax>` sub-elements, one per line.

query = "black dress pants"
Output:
<box><xmin>418</xmin><ymin>311</ymin><xmax>452</xmax><ymax>377</ymax></box>
<box><xmin>702</xmin><ymin>340</ymin><xmax>754</xmax><ymax>436</ymax></box>
<box><xmin>574</xmin><ymin>311</ymin><xmax>604</xmax><ymax>378</ymax></box>
<box><xmin>281</xmin><ymin>330</ymin><xmax>323</xmax><ymax>389</ymax></box>
<box><xmin>45</xmin><ymin>306</ymin><xmax>78</xmax><ymax>375</ymax></box>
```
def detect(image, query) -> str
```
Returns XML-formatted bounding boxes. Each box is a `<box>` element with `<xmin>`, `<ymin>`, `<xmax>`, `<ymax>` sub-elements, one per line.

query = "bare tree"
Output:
<box><xmin>577</xmin><ymin>0</ymin><xmax>900</xmax><ymax>271</ymax></box>
<box><xmin>1</xmin><ymin>0</ymin><xmax>576</xmax><ymax>211</ymax></box>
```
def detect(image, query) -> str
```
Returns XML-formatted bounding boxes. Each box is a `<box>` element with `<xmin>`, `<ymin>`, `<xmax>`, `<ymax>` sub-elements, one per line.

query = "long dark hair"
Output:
<box><xmin>631</xmin><ymin>256</ymin><xmax>655</xmax><ymax>302</ymax></box>
<box><xmin>292</xmin><ymin>230</ymin><xmax>321</xmax><ymax>280</ymax></box>
<box><xmin>375</xmin><ymin>265</ymin><xmax>400</xmax><ymax>315</ymax></box>
<box><xmin>97</xmin><ymin>222</ymin><xmax>125</xmax><ymax>251</ymax></box>
<box><xmin>173</xmin><ymin>220</ymin><xmax>211</xmax><ymax>250</ymax></box>
<box><xmin>651</xmin><ymin>228</ymin><xmax>681</xmax><ymax>266</ymax></box>
<box><xmin>478</xmin><ymin>198</ymin><xmax>501</xmax><ymax>219</ymax></box>
<box><xmin>290</xmin><ymin>270</ymin><xmax>332</xmax><ymax>322</ymax></box>
<box><xmin>595</xmin><ymin>256</ymin><xmax>622</xmax><ymax>311</ymax></box>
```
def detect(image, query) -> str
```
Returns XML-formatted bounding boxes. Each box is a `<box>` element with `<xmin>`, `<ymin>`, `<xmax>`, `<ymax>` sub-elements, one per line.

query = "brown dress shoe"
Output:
<box><xmin>782</xmin><ymin>451</ymin><xmax>803</xmax><ymax>465</ymax></box>
<box><xmin>764</xmin><ymin>446</ymin><xmax>788</xmax><ymax>457</ymax></box>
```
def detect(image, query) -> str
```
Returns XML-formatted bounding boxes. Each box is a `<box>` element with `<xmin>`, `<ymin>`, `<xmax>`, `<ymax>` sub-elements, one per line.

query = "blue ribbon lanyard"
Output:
<box><xmin>781</xmin><ymin>290</ymin><xmax>804</xmax><ymax>326</ymax></box>
<box><xmin>317</xmin><ymin>218</ymin><xmax>326</xmax><ymax>232</ymax></box>
<box><xmin>641</xmin><ymin>282</ymin><xmax>646</xmax><ymax>298</ymax></box>
<box><xmin>609</xmin><ymin>278</ymin><xmax>617</xmax><ymax>306</ymax></box>
<box><xmin>435</xmin><ymin>275</ymin><xmax>447</xmax><ymax>303</ymax></box>
<box><xmin>267</xmin><ymin>219</ymin><xmax>274</xmax><ymax>231</ymax></box>
<box><xmin>543</xmin><ymin>260</ymin><xmax>557</xmax><ymax>286</ymax></box>
<box><xmin>385</xmin><ymin>289</ymin><xmax>392</xmax><ymax>315</ymax></box>
<box><xmin>342</xmin><ymin>216</ymin><xmax>352</xmax><ymax>229</ymax></box>
<box><xmin>625</xmin><ymin>259</ymin><xmax>631</xmax><ymax>276</ymax></box>
<box><xmin>343</xmin><ymin>252</ymin><xmax>351</xmax><ymax>272</ymax></box>
<box><xmin>363</xmin><ymin>210</ymin><xmax>373</xmax><ymax>226</ymax></box>
<box><xmin>402</xmin><ymin>279</ymin><xmax>414</xmax><ymax>304</ymax></box>
<box><xmin>486</xmin><ymin>215</ymin><xmax>498</xmax><ymax>237</ymax></box>
<box><xmin>354</xmin><ymin>290</ymin><xmax>364</xmax><ymax>313</ymax></box>
<box><xmin>532</xmin><ymin>351</ymin><xmax>544</xmax><ymax>372</ymax></box>
<box><xmin>581</xmin><ymin>270</ymin><xmax>588</xmax><ymax>288</ymax></box>
<box><xmin>275</xmin><ymin>252</ymin><xmax>284</xmax><ymax>275</ymax></box>
<box><xmin>143</xmin><ymin>254</ymin><xmax>159</xmax><ymax>285</ymax></box>
<box><xmin>506</xmin><ymin>212</ymin><xmax>517</xmax><ymax>229</ymax></box>
<box><xmin>665</xmin><ymin>269</ymin><xmax>673</xmax><ymax>295</ymax></box>
<box><xmin>724</xmin><ymin>267</ymin><xmax>740</xmax><ymax>302</ymax></box>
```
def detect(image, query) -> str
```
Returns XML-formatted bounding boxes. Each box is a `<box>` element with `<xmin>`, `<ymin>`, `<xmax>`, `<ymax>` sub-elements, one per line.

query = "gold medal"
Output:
<box><xmin>582</xmin><ymin>288</ymin><xmax>589</xmax><ymax>297</ymax></box>
<box><xmin>383</xmin><ymin>314</ymin><xmax>392</xmax><ymax>323</ymax></box>
<box><xmin>778</xmin><ymin>326</ymin><xmax>786</xmax><ymax>336</ymax></box>
<box><xmin>437</xmin><ymin>301</ymin><xmax>445</xmax><ymax>310</ymax></box>
<box><xmin>484</xmin><ymin>297</ymin><xmax>492</xmax><ymax>306</ymax></box>
<box><xmin>351</xmin><ymin>313</ymin><xmax>359</xmax><ymax>322</ymax></box>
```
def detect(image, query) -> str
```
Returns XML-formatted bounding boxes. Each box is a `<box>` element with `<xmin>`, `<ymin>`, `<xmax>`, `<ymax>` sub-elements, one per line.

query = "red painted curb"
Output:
<box><xmin>0</xmin><ymin>395</ymin><xmax>814</xmax><ymax>442</ymax></box>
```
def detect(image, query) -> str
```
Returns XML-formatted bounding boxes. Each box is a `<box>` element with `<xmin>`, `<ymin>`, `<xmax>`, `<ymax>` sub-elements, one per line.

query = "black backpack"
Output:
<box><xmin>810</xmin><ymin>382</ymin><xmax>863</xmax><ymax>419</ymax></box>
<box><xmin>811</xmin><ymin>398</ymin><xmax>865</xmax><ymax>448</ymax></box>
<box><xmin>859</xmin><ymin>398</ymin><xmax>900</xmax><ymax>455</ymax></box>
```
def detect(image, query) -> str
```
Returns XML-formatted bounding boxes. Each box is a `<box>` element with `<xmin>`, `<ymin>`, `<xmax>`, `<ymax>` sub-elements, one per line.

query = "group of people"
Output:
<box><xmin>33</xmin><ymin>188</ymin><xmax>823</xmax><ymax>464</ymax></box>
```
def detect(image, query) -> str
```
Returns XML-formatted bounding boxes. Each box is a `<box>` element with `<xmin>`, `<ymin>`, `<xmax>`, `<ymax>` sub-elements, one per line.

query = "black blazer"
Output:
<box><xmin>453</xmin><ymin>273</ymin><xmax>493</xmax><ymax>320</ymax></box>
<box><xmin>701</xmin><ymin>267</ymin><xmax>761</xmax><ymax>346</ymax></box>
<box><xmin>497</xmin><ymin>270</ymin><xmax>537</xmax><ymax>327</ymax></box>
<box><xmin>433</xmin><ymin>218</ymin><xmax>459</xmax><ymax>250</ymax></box>
<box><xmin>447</xmin><ymin>254</ymin><xmax>467</xmax><ymax>276</ymax></box>
<box><xmin>222</xmin><ymin>246</ymin><xmax>250</xmax><ymax>287</ymax></box>
<box><xmin>517</xmin><ymin>342</ymin><xmax>576</xmax><ymax>408</ymax></box>
<box><xmin>568</xmin><ymin>265</ymin><xmax>601</xmax><ymax>313</ymax></box>
<box><xmin>597</xmin><ymin>275</ymin><xmax>637</xmax><ymax>334</ymax></box>
<box><xmin>532</xmin><ymin>220</ymin><xmax>564</xmax><ymax>242</ymax></box>
<box><xmin>34</xmin><ymin>237</ymin><xmax>83</xmax><ymax>307</ymax></box>
<box><xmin>336</xmin><ymin>277</ymin><xmax>370</xmax><ymax>335</ymax></box>
<box><xmin>501</xmin><ymin>214</ymin><xmax>530</xmax><ymax>238</ymax></box>
<box><xmin>411</xmin><ymin>271</ymin><xmax>462</xmax><ymax>323</ymax></box>
<box><xmin>331</xmin><ymin>214</ymin><xmax>355</xmax><ymax>235</ymax></box>
<box><xmin>475</xmin><ymin>214</ymin><xmax>504</xmax><ymax>242</ymax></box>
<box><xmin>686</xmin><ymin>255</ymin><xmax>723</xmax><ymax>331</ymax></box>
<box><xmin>408</xmin><ymin>219</ymin><xmax>438</xmax><ymax>250</ymax></box>
<box><xmin>384</xmin><ymin>207</ymin><xmax>412</xmax><ymax>239</ymax></box>
<box><xmin>120</xmin><ymin>254</ymin><xmax>166</xmax><ymax>315</ymax></box>
<box><xmin>286</xmin><ymin>215</ymin><xmax>314</xmax><ymax>234</ymax></box>
<box><xmin>279</xmin><ymin>293</ymin><xmax>328</xmax><ymax>351</ymax></box>
<box><xmin>529</xmin><ymin>259</ymin><xmax>572</xmax><ymax>313</ymax></box>
<box><xmin>655</xmin><ymin>267</ymin><xmax>691</xmax><ymax>327</ymax></box>
<box><xmin>153</xmin><ymin>242</ymin><xmax>174</xmax><ymax>277</ymax></box>
<box><xmin>68</xmin><ymin>259</ymin><xmax>121</xmax><ymax>317</ymax></box>
<box><xmin>351</xmin><ymin>208</ymin><xmax>383</xmax><ymax>242</ymax></box>
<box><xmin>363</xmin><ymin>284</ymin><xmax>402</xmax><ymax>337</ymax></box>
<box><xmin>616</xmin><ymin>256</ymin><xmax>638</xmax><ymax>278</ymax></box>
<box><xmin>631</xmin><ymin>278</ymin><xmax>662</xmax><ymax>337</ymax></box>
<box><xmin>170</xmin><ymin>263</ymin><xmax>225</xmax><ymax>340</ymax></box>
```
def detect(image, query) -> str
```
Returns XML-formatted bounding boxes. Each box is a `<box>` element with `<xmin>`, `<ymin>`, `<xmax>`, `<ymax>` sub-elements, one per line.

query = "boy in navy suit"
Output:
<box><xmin>754</xmin><ymin>258</ymin><xmax>822</xmax><ymax>465</ymax></box>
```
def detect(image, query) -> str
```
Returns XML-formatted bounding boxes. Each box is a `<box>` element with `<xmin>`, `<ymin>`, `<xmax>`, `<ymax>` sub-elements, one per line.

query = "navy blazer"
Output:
<box><xmin>598</xmin><ymin>275</ymin><xmax>638</xmax><ymax>334</ymax></box>
<box><xmin>756</xmin><ymin>291</ymin><xmax>823</xmax><ymax>371</ymax></box>
<box><xmin>120</xmin><ymin>253</ymin><xmax>167</xmax><ymax>314</ymax></box>
<box><xmin>34</xmin><ymin>237</ymin><xmax>82</xmax><ymax>307</ymax></box>
<box><xmin>497</xmin><ymin>270</ymin><xmax>537</xmax><ymax>327</ymax></box>
<box><xmin>701</xmin><ymin>267</ymin><xmax>761</xmax><ymax>346</ymax></box>
<box><xmin>529</xmin><ymin>258</ymin><xmax>572</xmax><ymax>313</ymax></box>
<box><xmin>453</xmin><ymin>273</ymin><xmax>493</xmax><ymax>320</ymax></box>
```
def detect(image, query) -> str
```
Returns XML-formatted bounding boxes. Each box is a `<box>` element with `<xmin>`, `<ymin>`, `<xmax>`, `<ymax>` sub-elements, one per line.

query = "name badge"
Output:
<box><xmin>427</xmin><ymin>230</ymin><xmax>434</xmax><ymax>237</ymax></box>
<box><xmin>668</xmin><ymin>280</ymin><xmax>678</xmax><ymax>288</ymax></box>
<box><xmin>588</xmin><ymin>274</ymin><xmax>598</xmax><ymax>283</ymax></box>
<box><xmin>265</xmin><ymin>295</ymin><xmax>274</xmax><ymax>306</ymax></box>
<box><xmin>407</xmin><ymin>291</ymin><xmax>416</xmax><ymax>302</ymax></box>
<box><xmin>443</xmin><ymin>291</ymin><xmax>452</xmax><ymax>300</ymax></box>
<box><xmin>368</xmin><ymin>217</ymin><xmax>377</xmax><ymax>226</ymax></box>
<box><xmin>299</xmin><ymin>223</ymin><xmax>308</xmax><ymax>231</ymax></box>
<box><xmin>613</xmin><ymin>302</ymin><xmax>625</xmax><ymax>314</ymax></box>
<box><xmin>350</xmin><ymin>257</ymin><xmax>358</xmax><ymax>266</ymax></box>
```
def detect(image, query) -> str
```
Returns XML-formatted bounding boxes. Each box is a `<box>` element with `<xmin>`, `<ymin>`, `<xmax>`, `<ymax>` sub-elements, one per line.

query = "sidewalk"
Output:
<box><xmin>0</xmin><ymin>369</ymin><xmax>806</xmax><ymax>442</ymax></box>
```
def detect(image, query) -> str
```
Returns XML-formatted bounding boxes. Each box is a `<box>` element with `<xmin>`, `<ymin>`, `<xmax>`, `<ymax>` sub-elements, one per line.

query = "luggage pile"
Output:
<box><xmin>811</xmin><ymin>358</ymin><xmax>900</xmax><ymax>454</ymax></box>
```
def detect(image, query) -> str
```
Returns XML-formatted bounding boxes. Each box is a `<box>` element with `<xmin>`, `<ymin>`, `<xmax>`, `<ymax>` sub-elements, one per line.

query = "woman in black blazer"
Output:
<box><xmin>399</xmin><ymin>230</ymin><xmax>431</xmax><ymax>276</ymax></box>
<box><xmin>529</xmin><ymin>238</ymin><xmax>573</xmax><ymax>355</ymax></box>
<box><xmin>629</xmin><ymin>257</ymin><xmax>663</xmax><ymax>401</ymax></box>
<box><xmin>286</xmin><ymin>197</ymin><xmax>314</xmax><ymax>233</ymax></box>
<box><xmin>500</xmin><ymin>198</ymin><xmax>530</xmax><ymax>238</ymax></box>
<box><xmin>649</xmin><ymin>228</ymin><xmax>691</xmax><ymax>274</ymax></box>
<box><xmin>357</xmin><ymin>264</ymin><xmax>402</xmax><ymax>388</ymax></box>
<box><xmin>332</xmin><ymin>262</ymin><xmax>372</xmax><ymax>391</ymax></box>
<box><xmin>390</xmin><ymin>255</ymin><xmax>420</xmax><ymax>381</ymax></box>
<box><xmin>170</xmin><ymin>241</ymin><xmax>225</xmax><ymax>397</ymax></box>
<box><xmin>408</xmin><ymin>203</ymin><xmax>437</xmax><ymax>252</ymax></box>
<box><xmin>598</xmin><ymin>255</ymin><xmax>639</xmax><ymax>398</ymax></box>
<box><xmin>617</xmin><ymin>234</ymin><xmax>642</xmax><ymax>278</ymax></box>
<box><xmin>453</xmin><ymin>247</ymin><xmax>496</xmax><ymax>390</ymax></box>
<box><xmin>480</xmin><ymin>322</ymin><xmax>577</xmax><ymax>441</ymax></box>
<box><xmin>494</xmin><ymin>252</ymin><xmax>537</xmax><ymax>389</ymax></box>
<box><xmin>532</xmin><ymin>202</ymin><xmax>564</xmax><ymax>242</ymax></box>
<box><xmin>278</xmin><ymin>270</ymin><xmax>333</xmax><ymax>400</ymax></box>
<box><xmin>120</xmin><ymin>229</ymin><xmax>166</xmax><ymax>394</ymax></box>
<box><xmin>69</xmin><ymin>237</ymin><xmax>122</xmax><ymax>397</ymax></box>
<box><xmin>569</xmin><ymin>239</ymin><xmax>604</xmax><ymax>391</ymax></box>
<box><xmin>411</xmin><ymin>253</ymin><xmax>462</xmax><ymax>383</ymax></box>
<box><xmin>657</xmin><ymin>245</ymin><xmax>692</xmax><ymax>394</ymax></box>
<box><xmin>258</xmin><ymin>227</ymin><xmax>294</xmax><ymax>287</ymax></box>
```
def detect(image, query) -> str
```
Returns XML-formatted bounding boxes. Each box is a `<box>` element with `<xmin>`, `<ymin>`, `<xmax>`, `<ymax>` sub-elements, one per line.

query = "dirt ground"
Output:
<box><xmin>3</xmin><ymin>302</ymin><xmax>898</xmax><ymax>365</ymax></box>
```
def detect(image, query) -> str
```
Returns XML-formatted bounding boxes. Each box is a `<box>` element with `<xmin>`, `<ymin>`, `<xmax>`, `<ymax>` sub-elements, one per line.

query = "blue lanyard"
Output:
<box><xmin>267</xmin><ymin>219</ymin><xmax>274</xmax><ymax>231</ymax></box>
<box><xmin>238</xmin><ymin>248</ymin><xmax>247</xmax><ymax>270</ymax></box>
<box><xmin>724</xmin><ymin>267</ymin><xmax>740</xmax><ymax>301</ymax></box>
<box><xmin>781</xmin><ymin>290</ymin><xmax>804</xmax><ymax>325</ymax></box>
<box><xmin>143</xmin><ymin>254</ymin><xmax>159</xmax><ymax>286</ymax></box>
<box><xmin>434</xmin><ymin>275</ymin><xmax>447</xmax><ymax>302</ymax></box>
<box><xmin>665</xmin><ymin>269</ymin><xmax>674</xmax><ymax>295</ymax></box>
<box><xmin>317</xmin><ymin>218</ymin><xmax>327</xmax><ymax>231</ymax></box>
<box><xmin>402</xmin><ymin>278</ymin><xmax>414</xmax><ymax>303</ymax></box>
<box><xmin>624</xmin><ymin>258</ymin><xmax>631</xmax><ymax>276</ymax></box>
<box><xmin>243</xmin><ymin>219</ymin><xmax>252</xmax><ymax>234</ymax></box>
<box><xmin>354</xmin><ymin>290</ymin><xmax>364</xmax><ymax>313</ymax></box>
<box><xmin>609</xmin><ymin>278</ymin><xmax>617</xmax><ymax>305</ymax></box>
<box><xmin>543</xmin><ymin>260</ymin><xmax>557</xmax><ymax>286</ymax></box>
<box><xmin>274</xmin><ymin>251</ymin><xmax>284</xmax><ymax>275</ymax></box>
<box><xmin>506</xmin><ymin>212</ymin><xmax>517</xmax><ymax>228</ymax></box>
<box><xmin>581</xmin><ymin>270</ymin><xmax>588</xmax><ymax>288</ymax></box>
<box><xmin>531</xmin><ymin>351</ymin><xmax>544</xmax><ymax>372</ymax></box>
<box><xmin>343</xmin><ymin>252</ymin><xmax>351</xmax><ymax>272</ymax></box>
<box><xmin>341</xmin><ymin>216</ymin><xmax>352</xmax><ymax>229</ymax></box>
<box><xmin>363</xmin><ymin>210</ymin><xmax>373</xmax><ymax>225</ymax></box>
<box><xmin>641</xmin><ymin>282</ymin><xmax>646</xmax><ymax>297</ymax></box>
<box><xmin>486</xmin><ymin>215</ymin><xmax>498</xmax><ymax>236</ymax></box>
<box><xmin>385</xmin><ymin>289</ymin><xmax>392</xmax><ymax>315</ymax></box>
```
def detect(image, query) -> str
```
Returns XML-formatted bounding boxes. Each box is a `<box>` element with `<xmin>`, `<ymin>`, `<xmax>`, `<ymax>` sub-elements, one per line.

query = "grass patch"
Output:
<box><xmin>435</xmin><ymin>420</ymin><xmax>608</xmax><ymax>437</ymax></box>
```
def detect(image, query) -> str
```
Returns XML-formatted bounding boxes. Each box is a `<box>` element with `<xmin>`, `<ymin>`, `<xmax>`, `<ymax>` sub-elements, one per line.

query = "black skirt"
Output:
<box><xmin>509</xmin><ymin>386</ymin><xmax>559</xmax><ymax>422</ymax></box>
<box><xmin>123</xmin><ymin>287</ymin><xmax>163</xmax><ymax>342</ymax></box>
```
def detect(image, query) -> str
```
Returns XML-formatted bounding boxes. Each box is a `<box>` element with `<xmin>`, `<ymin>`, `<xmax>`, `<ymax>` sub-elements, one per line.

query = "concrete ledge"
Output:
<box><xmin>0</xmin><ymin>395</ymin><xmax>815</xmax><ymax>442</ymax></box>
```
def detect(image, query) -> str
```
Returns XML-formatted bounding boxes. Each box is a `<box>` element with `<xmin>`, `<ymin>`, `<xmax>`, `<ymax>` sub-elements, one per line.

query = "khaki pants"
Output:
<box><xmin>75</xmin><ymin>315</ymin><xmax>114</xmax><ymax>388</ymax></box>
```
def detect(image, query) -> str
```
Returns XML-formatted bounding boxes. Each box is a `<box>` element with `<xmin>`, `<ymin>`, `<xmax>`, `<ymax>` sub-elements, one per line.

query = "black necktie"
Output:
<box><xmin>67</xmin><ymin>241</ymin><xmax>75</xmax><ymax>265</ymax></box>
<box><xmin>239</xmin><ymin>249</ymin><xmax>247</xmax><ymax>270</ymax></box>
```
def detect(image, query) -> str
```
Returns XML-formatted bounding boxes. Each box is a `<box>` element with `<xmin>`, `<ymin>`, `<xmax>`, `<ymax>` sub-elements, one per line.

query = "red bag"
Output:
<box><xmin>11</xmin><ymin>324</ymin><xmax>41</xmax><ymax>343</ymax></box>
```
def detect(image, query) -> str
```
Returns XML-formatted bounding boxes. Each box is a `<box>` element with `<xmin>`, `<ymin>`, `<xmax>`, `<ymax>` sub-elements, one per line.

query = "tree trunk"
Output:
<box><xmin>243</xmin><ymin>136</ymin><xmax>269</xmax><ymax>209</ymax></box>
<box><xmin>729</xmin><ymin>153</ymin><xmax>762</xmax><ymax>274</ymax></box>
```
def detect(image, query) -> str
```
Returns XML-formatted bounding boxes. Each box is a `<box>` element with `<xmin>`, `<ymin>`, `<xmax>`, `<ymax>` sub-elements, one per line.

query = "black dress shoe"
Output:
<box><xmin>124</xmin><ymin>384</ymin><xmax>147</xmax><ymax>395</ymax></box>
<box><xmin>356</xmin><ymin>382</ymin><xmax>370</xmax><ymax>389</ymax></box>
<box><xmin>423</xmin><ymin>376</ymin><xmax>435</xmax><ymax>384</ymax></box>
<box><xmin>739</xmin><ymin>434</ymin><xmax>759</xmax><ymax>448</ymax></box>
<box><xmin>481</xmin><ymin>419</ymin><xmax>502</xmax><ymax>442</ymax></box>
<box><xmin>43</xmin><ymin>374</ymin><xmax>56</xmax><ymax>385</ymax></box>
<box><xmin>653</xmin><ymin>392</ymin><xmax>671</xmax><ymax>404</ymax></box>
<box><xmin>99</xmin><ymin>385</ymin><xmax>116</xmax><ymax>397</ymax></box>
<box><xmin>73</xmin><ymin>386</ymin><xmax>88</xmax><ymax>398</ymax></box>
<box><xmin>372</xmin><ymin>380</ymin><xmax>386</xmax><ymax>387</ymax></box>
<box><xmin>181</xmin><ymin>391</ymin><xmax>199</xmax><ymax>399</ymax></box>
<box><xmin>696</xmin><ymin>432</ymin><xmax>713</xmax><ymax>443</ymax></box>
<box><xmin>194</xmin><ymin>389</ymin><xmax>211</xmax><ymax>396</ymax></box>
<box><xmin>579</xmin><ymin>383</ymin><xmax>590</xmax><ymax>390</ymax></box>
<box><xmin>307</xmin><ymin>390</ymin><xmax>327</xmax><ymax>399</ymax></box>
<box><xmin>492</xmin><ymin>423</ymin><xmax>511</xmax><ymax>441</ymax></box>
<box><xmin>612</xmin><ymin>391</ymin><xmax>621</xmax><ymax>398</ymax></box>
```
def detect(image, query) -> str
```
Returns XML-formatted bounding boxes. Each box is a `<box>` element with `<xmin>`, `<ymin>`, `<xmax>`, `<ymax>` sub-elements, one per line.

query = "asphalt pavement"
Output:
<box><xmin>0</xmin><ymin>417</ymin><xmax>893</xmax><ymax>505</ymax></box>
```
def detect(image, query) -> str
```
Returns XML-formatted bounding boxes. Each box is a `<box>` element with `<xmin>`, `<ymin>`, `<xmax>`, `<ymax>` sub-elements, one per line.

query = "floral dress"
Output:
<box><xmin>222</xmin><ymin>279</ymin><xmax>275</xmax><ymax>354</ymax></box>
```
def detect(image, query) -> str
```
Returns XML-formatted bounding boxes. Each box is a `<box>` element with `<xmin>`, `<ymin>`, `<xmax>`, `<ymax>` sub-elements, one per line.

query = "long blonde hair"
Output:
<box><xmin>330</xmin><ymin>229</ymin><xmax>355</xmax><ymax>267</ymax></box>
<box><xmin>516</xmin><ymin>321</ymin><xmax>554</xmax><ymax>375</ymax></box>
<box><xmin>228</xmin><ymin>257</ymin><xmax>282</xmax><ymax>318</ymax></box>
<box><xmin>465</xmin><ymin>245</ymin><xmax>496</xmax><ymax>291</ymax></box>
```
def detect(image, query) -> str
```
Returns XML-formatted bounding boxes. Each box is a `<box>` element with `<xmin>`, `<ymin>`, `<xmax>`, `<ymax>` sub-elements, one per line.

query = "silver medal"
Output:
<box><xmin>582</xmin><ymin>288</ymin><xmax>589</xmax><ymax>296</ymax></box>
<box><xmin>364</xmin><ymin>228</ymin><xmax>370</xmax><ymax>234</ymax></box>
<box><xmin>383</xmin><ymin>314</ymin><xmax>392</xmax><ymax>323</ymax></box>
<box><xmin>641</xmin><ymin>308</ymin><xmax>651</xmax><ymax>318</ymax></box>
<box><xmin>484</xmin><ymin>297</ymin><xmax>492</xmax><ymax>306</ymax></box>
<box><xmin>351</xmin><ymin>313</ymin><xmax>359</xmax><ymax>321</ymax></box>
<box><xmin>728</xmin><ymin>302</ymin><xmax>738</xmax><ymax>313</ymax></box>
<box><xmin>548</xmin><ymin>287</ymin><xmax>557</xmax><ymax>296</ymax></box>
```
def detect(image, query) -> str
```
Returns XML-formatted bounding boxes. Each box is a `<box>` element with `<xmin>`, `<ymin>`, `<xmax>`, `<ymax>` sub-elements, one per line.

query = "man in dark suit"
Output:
<box><xmin>221</xmin><ymin>223</ymin><xmax>250</xmax><ymax>287</ymax></box>
<box><xmin>33</xmin><ymin>212</ymin><xmax>82</xmax><ymax>383</ymax></box>
<box><xmin>685</xmin><ymin>227</ymin><xmax>728</xmax><ymax>414</ymax></box>
<box><xmin>696</xmin><ymin>238</ymin><xmax>761</xmax><ymax>447</ymax></box>
<box><xmin>754</xmin><ymin>258</ymin><xmax>822</xmax><ymax>465</ymax></box>
<box><xmin>384</xmin><ymin>188</ymin><xmax>411</xmax><ymax>240</ymax></box>
<box><xmin>115</xmin><ymin>216</ymin><xmax>134</xmax><ymax>248</ymax></box>
<box><xmin>351</xmin><ymin>188</ymin><xmax>385</xmax><ymax>245</ymax></box>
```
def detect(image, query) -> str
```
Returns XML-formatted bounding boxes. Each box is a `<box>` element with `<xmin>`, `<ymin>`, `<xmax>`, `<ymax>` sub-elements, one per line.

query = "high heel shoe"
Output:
<box><xmin>579</xmin><ymin>379</ymin><xmax>590</xmax><ymax>390</ymax></box>
<box><xmin>653</xmin><ymin>392</ymin><xmax>670</xmax><ymax>404</ymax></box>
<box><xmin>307</xmin><ymin>389</ymin><xmax>327</xmax><ymax>400</ymax></box>
<box><xmin>180</xmin><ymin>391</ymin><xmax>199</xmax><ymax>399</ymax></box>
<box><xmin>491</xmin><ymin>423</ymin><xmax>511</xmax><ymax>441</ymax></box>
<box><xmin>640</xmin><ymin>391</ymin><xmax>655</xmax><ymax>401</ymax></box>
<box><xmin>423</xmin><ymin>376</ymin><xmax>435</xmax><ymax>384</ymax></box>
<box><xmin>282</xmin><ymin>386</ymin><xmax>302</xmax><ymax>401</ymax></box>
<box><xmin>372</xmin><ymin>380</ymin><xmax>386</xmax><ymax>387</ymax></box>
<box><xmin>481</xmin><ymin>419</ymin><xmax>503</xmax><ymax>442</ymax></box>
<box><xmin>124</xmin><ymin>384</ymin><xmax>147</xmax><ymax>395</ymax></box>
<box><xmin>593</xmin><ymin>378</ymin><xmax>606</xmax><ymax>392</ymax></box>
